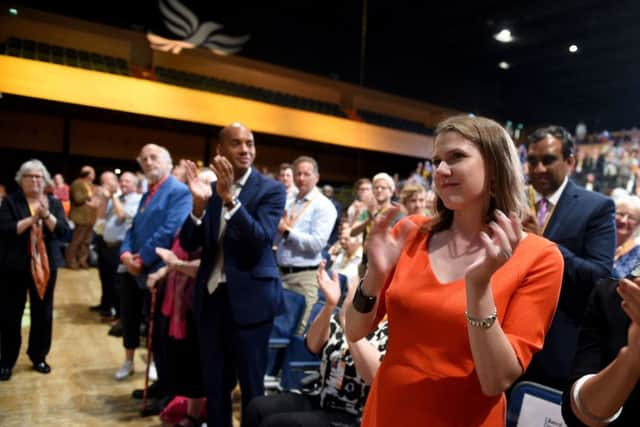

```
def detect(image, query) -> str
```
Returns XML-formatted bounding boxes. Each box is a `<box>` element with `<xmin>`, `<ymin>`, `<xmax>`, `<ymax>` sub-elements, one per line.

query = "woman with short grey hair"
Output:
<box><xmin>15</xmin><ymin>159</ymin><xmax>53</xmax><ymax>186</ymax></box>
<box><xmin>0</xmin><ymin>159</ymin><xmax>69</xmax><ymax>381</ymax></box>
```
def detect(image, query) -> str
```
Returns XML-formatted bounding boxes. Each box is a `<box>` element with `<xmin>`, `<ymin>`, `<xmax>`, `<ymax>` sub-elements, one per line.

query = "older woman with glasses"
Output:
<box><xmin>561</xmin><ymin>197</ymin><xmax>640</xmax><ymax>426</ymax></box>
<box><xmin>613</xmin><ymin>195</ymin><xmax>640</xmax><ymax>279</ymax></box>
<box><xmin>0</xmin><ymin>159</ymin><xmax>69</xmax><ymax>381</ymax></box>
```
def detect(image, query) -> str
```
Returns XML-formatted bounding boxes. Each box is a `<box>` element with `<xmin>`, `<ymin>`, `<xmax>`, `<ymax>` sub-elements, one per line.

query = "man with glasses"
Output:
<box><xmin>350</xmin><ymin>172</ymin><xmax>404</xmax><ymax>246</ymax></box>
<box><xmin>520</xmin><ymin>125</ymin><xmax>616</xmax><ymax>390</ymax></box>
<box><xmin>350</xmin><ymin>172</ymin><xmax>404</xmax><ymax>278</ymax></box>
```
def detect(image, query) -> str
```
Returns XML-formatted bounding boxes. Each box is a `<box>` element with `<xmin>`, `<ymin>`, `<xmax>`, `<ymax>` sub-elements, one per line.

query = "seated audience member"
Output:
<box><xmin>245</xmin><ymin>261</ymin><xmax>388</xmax><ymax>427</ymax></box>
<box><xmin>328</xmin><ymin>226</ymin><xmax>363</xmax><ymax>283</ymax></box>
<box><xmin>613</xmin><ymin>195</ymin><xmax>640</xmax><ymax>279</ymax></box>
<box><xmin>561</xmin><ymin>277</ymin><xmax>640</xmax><ymax>426</ymax></box>
<box><xmin>399</xmin><ymin>183</ymin><xmax>428</xmax><ymax>216</ymax></box>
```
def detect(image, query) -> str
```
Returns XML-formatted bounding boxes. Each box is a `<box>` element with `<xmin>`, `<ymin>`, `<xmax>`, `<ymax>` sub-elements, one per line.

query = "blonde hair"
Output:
<box><xmin>399</xmin><ymin>183</ymin><xmax>426</xmax><ymax>206</ymax></box>
<box><xmin>428</xmin><ymin>115</ymin><xmax>528</xmax><ymax>233</ymax></box>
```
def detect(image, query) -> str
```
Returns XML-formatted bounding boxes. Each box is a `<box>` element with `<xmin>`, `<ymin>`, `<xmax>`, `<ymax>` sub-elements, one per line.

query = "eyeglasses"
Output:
<box><xmin>23</xmin><ymin>174</ymin><xmax>44</xmax><ymax>180</ymax></box>
<box><xmin>616</xmin><ymin>211</ymin><xmax>640</xmax><ymax>223</ymax></box>
<box><xmin>526</xmin><ymin>155</ymin><xmax>560</xmax><ymax>167</ymax></box>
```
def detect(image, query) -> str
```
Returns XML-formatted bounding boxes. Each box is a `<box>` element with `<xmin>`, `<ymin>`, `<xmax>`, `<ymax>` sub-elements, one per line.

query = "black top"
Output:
<box><xmin>561</xmin><ymin>280</ymin><xmax>640</xmax><ymax>426</ymax></box>
<box><xmin>0</xmin><ymin>190</ymin><xmax>69</xmax><ymax>272</ymax></box>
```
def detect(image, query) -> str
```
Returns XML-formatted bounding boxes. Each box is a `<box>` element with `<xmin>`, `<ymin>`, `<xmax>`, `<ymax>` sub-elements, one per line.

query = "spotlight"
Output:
<box><xmin>499</xmin><ymin>61</ymin><xmax>510</xmax><ymax>70</ymax></box>
<box><xmin>569</xmin><ymin>44</ymin><xmax>578</xmax><ymax>53</ymax></box>
<box><xmin>494</xmin><ymin>29</ymin><xmax>514</xmax><ymax>43</ymax></box>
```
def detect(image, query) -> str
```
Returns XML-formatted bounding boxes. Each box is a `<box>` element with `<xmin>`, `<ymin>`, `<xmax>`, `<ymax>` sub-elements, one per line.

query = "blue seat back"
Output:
<box><xmin>506</xmin><ymin>381</ymin><xmax>563</xmax><ymax>427</ymax></box>
<box><xmin>266</xmin><ymin>289</ymin><xmax>306</xmax><ymax>376</ymax></box>
<box><xmin>271</xmin><ymin>289</ymin><xmax>306</xmax><ymax>339</ymax></box>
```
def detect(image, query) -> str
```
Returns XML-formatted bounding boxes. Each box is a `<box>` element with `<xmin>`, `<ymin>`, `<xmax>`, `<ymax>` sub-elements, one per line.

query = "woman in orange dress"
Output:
<box><xmin>346</xmin><ymin>115</ymin><xmax>564</xmax><ymax>426</ymax></box>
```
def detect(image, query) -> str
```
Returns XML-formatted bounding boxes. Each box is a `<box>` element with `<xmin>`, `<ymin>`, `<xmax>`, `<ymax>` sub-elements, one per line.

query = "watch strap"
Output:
<box><xmin>352</xmin><ymin>281</ymin><xmax>377</xmax><ymax>313</ymax></box>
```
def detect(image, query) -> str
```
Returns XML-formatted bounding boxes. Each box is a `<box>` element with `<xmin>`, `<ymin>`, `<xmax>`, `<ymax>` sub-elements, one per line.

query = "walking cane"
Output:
<box><xmin>141</xmin><ymin>288</ymin><xmax>157</xmax><ymax>414</ymax></box>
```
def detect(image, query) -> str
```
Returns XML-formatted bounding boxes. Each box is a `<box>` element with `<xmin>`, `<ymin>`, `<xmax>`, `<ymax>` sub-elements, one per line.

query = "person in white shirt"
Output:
<box><xmin>277</xmin><ymin>156</ymin><xmax>337</xmax><ymax>333</ymax></box>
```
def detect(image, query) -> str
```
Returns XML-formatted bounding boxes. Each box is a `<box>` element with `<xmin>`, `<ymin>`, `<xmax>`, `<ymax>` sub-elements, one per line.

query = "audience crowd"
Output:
<box><xmin>2</xmin><ymin>118</ymin><xmax>640</xmax><ymax>426</ymax></box>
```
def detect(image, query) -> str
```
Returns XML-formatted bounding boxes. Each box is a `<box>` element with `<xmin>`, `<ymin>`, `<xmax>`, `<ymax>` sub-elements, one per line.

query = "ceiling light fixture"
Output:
<box><xmin>8</xmin><ymin>8</ymin><xmax>18</xmax><ymax>15</ymax></box>
<box><xmin>494</xmin><ymin>29</ymin><xmax>514</xmax><ymax>43</ymax></box>
<box><xmin>499</xmin><ymin>61</ymin><xmax>510</xmax><ymax>70</ymax></box>
<box><xmin>569</xmin><ymin>44</ymin><xmax>578</xmax><ymax>53</ymax></box>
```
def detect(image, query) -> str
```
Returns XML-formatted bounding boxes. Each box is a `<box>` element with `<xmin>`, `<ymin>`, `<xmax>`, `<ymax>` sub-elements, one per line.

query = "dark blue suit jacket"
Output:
<box><xmin>528</xmin><ymin>179</ymin><xmax>616</xmax><ymax>387</ymax></box>
<box><xmin>120</xmin><ymin>175</ymin><xmax>192</xmax><ymax>284</ymax></box>
<box><xmin>180</xmin><ymin>169</ymin><xmax>286</xmax><ymax>326</ymax></box>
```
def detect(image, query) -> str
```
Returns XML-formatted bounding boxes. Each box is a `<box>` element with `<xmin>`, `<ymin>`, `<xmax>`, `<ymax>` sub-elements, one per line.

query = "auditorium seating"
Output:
<box><xmin>155</xmin><ymin>66</ymin><xmax>347</xmax><ymax>118</ymax></box>
<box><xmin>358</xmin><ymin>109</ymin><xmax>433</xmax><ymax>135</ymax></box>
<box><xmin>1</xmin><ymin>37</ymin><xmax>129</xmax><ymax>75</ymax></box>
<box><xmin>1</xmin><ymin>35</ymin><xmax>439</xmax><ymax>135</ymax></box>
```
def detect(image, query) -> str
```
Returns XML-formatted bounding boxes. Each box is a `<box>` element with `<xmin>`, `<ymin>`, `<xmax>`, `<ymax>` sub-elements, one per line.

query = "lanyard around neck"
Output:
<box><xmin>288</xmin><ymin>194</ymin><xmax>317</xmax><ymax>227</ymax></box>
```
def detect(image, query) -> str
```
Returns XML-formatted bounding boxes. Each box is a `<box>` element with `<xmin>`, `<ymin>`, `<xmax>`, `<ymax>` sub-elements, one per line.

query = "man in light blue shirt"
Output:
<box><xmin>103</xmin><ymin>172</ymin><xmax>142</xmax><ymax>245</ymax></box>
<box><xmin>277</xmin><ymin>156</ymin><xmax>337</xmax><ymax>333</ymax></box>
<box><xmin>94</xmin><ymin>171</ymin><xmax>141</xmax><ymax>319</ymax></box>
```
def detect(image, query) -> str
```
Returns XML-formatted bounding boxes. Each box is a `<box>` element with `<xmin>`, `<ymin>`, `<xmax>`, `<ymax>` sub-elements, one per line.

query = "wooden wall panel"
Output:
<box><xmin>69</xmin><ymin>120</ymin><xmax>206</xmax><ymax>163</ymax></box>
<box><xmin>0</xmin><ymin>110</ymin><xmax>64</xmax><ymax>152</ymax></box>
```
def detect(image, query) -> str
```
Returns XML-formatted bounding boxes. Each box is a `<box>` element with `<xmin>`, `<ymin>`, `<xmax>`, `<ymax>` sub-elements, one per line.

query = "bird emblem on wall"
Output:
<box><xmin>146</xmin><ymin>0</ymin><xmax>251</xmax><ymax>55</ymax></box>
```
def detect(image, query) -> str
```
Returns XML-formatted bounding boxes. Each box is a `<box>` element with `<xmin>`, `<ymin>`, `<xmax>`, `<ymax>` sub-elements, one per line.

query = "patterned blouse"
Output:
<box><xmin>614</xmin><ymin>244</ymin><xmax>640</xmax><ymax>279</ymax></box>
<box><xmin>318</xmin><ymin>315</ymin><xmax>389</xmax><ymax>416</ymax></box>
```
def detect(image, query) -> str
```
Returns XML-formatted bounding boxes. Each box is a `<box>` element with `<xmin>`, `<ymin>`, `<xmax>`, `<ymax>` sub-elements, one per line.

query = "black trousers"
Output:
<box><xmin>119</xmin><ymin>272</ymin><xmax>147</xmax><ymax>350</ymax></box>
<box><xmin>96</xmin><ymin>236</ymin><xmax>121</xmax><ymax>314</ymax></box>
<box><xmin>0</xmin><ymin>269</ymin><xmax>58</xmax><ymax>369</ymax></box>
<box><xmin>198</xmin><ymin>284</ymin><xmax>274</xmax><ymax>427</ymax></box>
<box><xmin>244</xmin><ymin>393</ymin><xmax>358</xmax><ymax>427</ymax></box>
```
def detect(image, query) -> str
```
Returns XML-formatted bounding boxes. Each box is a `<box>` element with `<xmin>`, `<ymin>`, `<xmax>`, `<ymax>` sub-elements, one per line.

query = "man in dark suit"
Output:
<box><xmin>180</xmin><ymin>122</ymin><xmax>286</xmax><ymax>427</ymax></box>
<box><xmin>522</xmin><ymin>125</ymin><xmax>616</xmax><ymax>390</ymax></box>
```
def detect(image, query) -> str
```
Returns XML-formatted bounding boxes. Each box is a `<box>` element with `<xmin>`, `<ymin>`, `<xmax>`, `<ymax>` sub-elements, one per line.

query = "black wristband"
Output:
<box><xmin>352</xmin><ymin>281</ymin><xmax>377</xmax><ymax>313</ymax></box>
<box><xmin>282</xmin><ymin>229</ymin><xmax>290</xmax><ymax>239</ymax></box>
